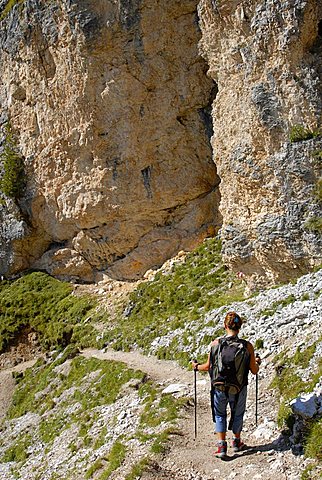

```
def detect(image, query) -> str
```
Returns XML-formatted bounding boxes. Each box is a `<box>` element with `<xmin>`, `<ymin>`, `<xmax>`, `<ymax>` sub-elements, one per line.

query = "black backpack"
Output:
<box><xmin>209</xmin><ymin>336</ymin><xmax>250</xmax><ymax>394</ymax></box>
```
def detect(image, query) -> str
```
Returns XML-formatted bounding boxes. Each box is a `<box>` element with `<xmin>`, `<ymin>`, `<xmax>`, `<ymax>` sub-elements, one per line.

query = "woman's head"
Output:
<box><xmin>224</xmin><ymin>311</ymin><xmax>242</xmax><ymax>332</ymax></box>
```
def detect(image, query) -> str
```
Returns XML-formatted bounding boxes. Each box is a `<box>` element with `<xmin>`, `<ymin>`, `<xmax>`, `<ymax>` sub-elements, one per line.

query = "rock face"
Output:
<box><xmin>0</xmin><ymin>0</ymin><xmax>220</xmax><ymax>281</ymax></box>
<box><xmin>198</xmin><ymin>0</ymin><xmax>322</xmax><ymax>287</ymax></box>
<box><xmin>0</xmin><ymin>0</ymin><xmax>321</xmax><ymax>285</ymax></box>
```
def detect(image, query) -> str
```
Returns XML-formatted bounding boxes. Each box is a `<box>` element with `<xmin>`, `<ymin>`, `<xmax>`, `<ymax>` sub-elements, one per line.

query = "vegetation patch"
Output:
<box><xmin>289</xmin><ymin>124</ymin><xmax>321</xmax><ymax>143</ymax></box>
<box><xmin>271</xmin><ymin>338</ymin><xmax>322</xmax><ymax>460</ymax></box>
<box><xmin>304</xmin><ymin>216</ymin><xmax>322</xmax><ymax>233</ymax></box>
<box><xmin>304</xmin><ymin>418</ymin><xmax>322</xmax><ymax>461</ymax></box>
<box><xmin>0</xmin><ymin>123</ymin><xmax>25</xmax><ymax>200</ymax></box>
<box><xmin>0</xmin><ymin>272</ymin><xmax>96</xmax><ymax>353</ymax></box>
<box><xmin>125</xmin><ymin>458</ymin><xmax>153</xmax><ymax>480</ymax></box>
<box><xmin>301</xmin><ymin>462</ymin><xmax>322</xmax><ymax>480</ymax></box>
<box><xmin>0</xmin><ymin>0</ymin><xmax>25</xmax><ymax>20</ymax></box>
<box><xmin>260</xmin><ymin>294</ymin><xmax>296</xmax><ymax>317</ymax></box>
<box><xmin>1</xmin><ymin>350</ymin><xmax>187</xmax><ymax>479</ymax></box>
<box><xmin>100</xmin><ymin>238</ymin><xmax>245</xmax><ymax>364</ymax></box>
<box><xmin>254</xmin><ymin>338</ymin><xmax>264</xmax><ymax>350</ymax></box>
<box><xmin>0</xmin><ymin>433</ymin><xmax>32</xmax><ymax>464</ymax></box>
<box><xmin>139</xmin><ymin>381</ymin><xmax>188</xmax><ymax>429</ymax></box>
<box><xmin>8</xmin><ymin>354</ymin><xmax>145</xmax><ymax>421</ymax></box>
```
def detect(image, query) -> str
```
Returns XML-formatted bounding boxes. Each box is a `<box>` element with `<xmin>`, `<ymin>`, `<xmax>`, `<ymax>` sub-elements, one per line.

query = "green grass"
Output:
<box><xmin>271</xmin><ymin>338</ymin><xmax>322</xmax><ymax>460</ymax></box>
<box><xmin>289</xmin><ymin>124</ymin><xmax>321</xmax><ymax>143</ymax></box>
<box><xmin>305</xmin><ymin>216</ymin><xmax>322</xmax><ymax>232</ymax></box>
<box><xmin>8</xmin><ymin>354</ymin><xmax>145</xmax><ymax>421</ymax></box>
<box><xmin>0</xmin><ymin>0</ymin><xmax>25</xmax><ymax>20</ymax></box>
<box><xmin>254</xmin><ymin>338</ymin><xmax>264</xmax><ymax>350</ymax></box>
<box><xmin>0</xmin><ymin>123</ymin><xmax>25</xmax><ymax>199</ymax></box>
<box><xmin>139</xmin><ymin>381</ymin><xmax>188</xmax><ymax>429</ymax></box>
<box><xmin>2</xmin><ymin>352</ymin><xmax>187</xmax><ymax>478</ymax></box>
<box><xmin>271</xmin><ymin>339</ymin><xmax>322</xmax><ymax>407</ymax></box>
<box><xmin>0</xmin><ymin>434</ymin><xmax>32</xmax><ymax>463</ymax></box>
<box><xmin>260</xmin><ymin>294</ymin><xmax>296</xmax><ymax>317</ymax></box>
<box><xmin>0</xmin><ymin>272</ymin><xmax>96</xmax><ymax>353</ymax></box>
<box><xmin>304</xmin><ymin>419</ymin><xmax>322</xmax><ymax>461</ymax></box>
<box><xmin>100</xmin><ymin>238</ymin><xmax>245</xmax><ymax>362</ymax></box>
<box><xmin>95</xmin><ymin>441</ymin><xmax>127</xmax><ymax>480</ymax></box>
<box><xmin>315</xmin><ymin>178</ymin><xmax>322</xmax><ymax>202</ymax></box>
<box><xmin>124</xmin><ymin>458</ymin><xmax>152</xmax><ymax>480</ymax></box>
<box><xmin>86</xmin><ymin>459</ymin><xmax>105</xmax><ymax>479</ymax></box>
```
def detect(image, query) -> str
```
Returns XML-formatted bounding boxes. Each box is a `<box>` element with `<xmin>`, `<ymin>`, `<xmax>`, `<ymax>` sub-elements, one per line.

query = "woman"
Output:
<box><xmin>192</xmin><ymin>311</ymin><xmax>261</xmax><ymax>458</ymax></box>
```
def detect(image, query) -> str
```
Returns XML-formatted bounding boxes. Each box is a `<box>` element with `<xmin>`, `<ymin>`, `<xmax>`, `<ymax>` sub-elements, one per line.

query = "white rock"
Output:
<box><xmin>162</xmin><ymin>383</ymin><xmax>188</xmax><ymax>394</ymax></box>
<box><xmin>290</xmin><ymin>393</ymin><xmax>319</xmax><ymax>418</ymax></box>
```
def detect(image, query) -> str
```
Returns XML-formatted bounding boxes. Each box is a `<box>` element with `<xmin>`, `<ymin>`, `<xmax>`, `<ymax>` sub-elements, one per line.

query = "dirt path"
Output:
<box><xmin>0</xmin><ymin>348</ymin><xmax>309</xmax><ymax>479</ymax></box>
<box><xmin>81</xmin><ymin>348</ymin><xmax>307</xmax><ymax>480</ymax></box>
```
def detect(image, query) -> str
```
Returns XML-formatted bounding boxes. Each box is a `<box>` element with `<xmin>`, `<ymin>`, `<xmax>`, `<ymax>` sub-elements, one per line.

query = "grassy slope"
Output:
<box><xmin>271</xmin><ymin>340</ymin><xmax>322</xmax><ymax>461</ymax></box>
<box><xmin>100</xmin><ymin>238</ymin><xmax>245</xmax><ymax>364</ymax></box>
<box><xmin>0</xmin><ymin>349</ymin><xmax>186</xmax><ymax>479</ymax></box>
<box><xmin>0</xmin><ymin>238</ymin><xmax>321</xmax><ymax>471</ymax></box>
<box><xmin>0</xmin><ymin>272</ymin><xmax>96</xmax><ymax>352</ymax></box>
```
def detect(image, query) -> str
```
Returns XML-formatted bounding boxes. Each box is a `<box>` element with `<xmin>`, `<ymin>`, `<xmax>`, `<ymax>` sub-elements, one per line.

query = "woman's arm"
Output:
<box><xmin>192</xmin><ymin>352</ymin><xmax>210</xmax><ymax>372</ymax></box>
<box><xmin>191</xmin><ymin>339</ymin><xmax>219</xmax><ymax>372</ymax></box>
<box><xmin>247</xmin><ymin>342</ymin><xmax>260</xmax><ymax>374</ymax></box>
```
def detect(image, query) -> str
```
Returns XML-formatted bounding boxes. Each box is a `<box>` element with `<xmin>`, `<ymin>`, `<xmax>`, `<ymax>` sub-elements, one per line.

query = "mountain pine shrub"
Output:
<box><xmin>0</xmin><ymin>123</ymin><xmax>25</xmax><ymax>200</ymax></box>
<box><xmin>289</xmin><ymin>124</ymin><xmax>321</xmax><ymax>143</ymax></box>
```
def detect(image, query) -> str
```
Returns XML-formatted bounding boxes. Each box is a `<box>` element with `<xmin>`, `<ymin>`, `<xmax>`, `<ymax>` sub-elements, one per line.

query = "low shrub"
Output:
<box><xmin>100</xmin><ymin>238</ymin><xmax>245</xmax><ymax>360</ymax></box>
<box><xmin>0</xmin><ymin>272</ymin><xmax>96</xmax><ymax>353</ymax></box>
<box><xmin>289</xmin><ymin>124</ymin><xmax>321</xmax><ymax>143</ymax></box>
<box><xmin>0</xmin><ymin>123</ymin><xmax>25</xmax><ymax>199</ymax></box>
<box><xmin>0</xmin><ymin>0</ymin><xmax>25</xmax><ymax>21</ymax></box>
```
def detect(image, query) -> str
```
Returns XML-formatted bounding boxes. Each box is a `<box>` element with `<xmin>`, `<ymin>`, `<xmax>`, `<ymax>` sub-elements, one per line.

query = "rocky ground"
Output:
<box><xmin>0</xmin><ymin>269</ymin><xmax>321</xmax><ymax>479</ymax></box>
<box><xmin>81</xmin><ymin>347</ymin><xmax>321</xmax><ymax>480</ymax></box>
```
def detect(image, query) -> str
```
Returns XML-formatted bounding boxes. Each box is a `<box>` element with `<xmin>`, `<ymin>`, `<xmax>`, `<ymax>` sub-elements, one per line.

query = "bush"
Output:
<box><xmin>289</xmin><ymin>124</ymin><xmax>321</xmax><ymax>143</ymax></box>
<box><xmin>0</xmin><ymin>272</ymin><xmax>96</xmax><ymax>352</ymax></box>
<box><xmin>0</xmin><ymin>123</ymin><xmax>25</xmax><ymax>199</ymax></box>
<box><xmin>0</xmin><ymin>0</ymin><xmax>25</xmax><ymax>21</ymax></box>
<box><xmin>100</xmin><ymin>238</ymin><xmax>245</xmax><ymax>361</ymax></box>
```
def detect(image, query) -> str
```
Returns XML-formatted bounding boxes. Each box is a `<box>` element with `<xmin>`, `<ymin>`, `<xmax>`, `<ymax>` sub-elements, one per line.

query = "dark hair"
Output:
<box><xmin>224</xmin><ymin>311</ymin><xmax>242</xmax><ymax>331</ymax></box>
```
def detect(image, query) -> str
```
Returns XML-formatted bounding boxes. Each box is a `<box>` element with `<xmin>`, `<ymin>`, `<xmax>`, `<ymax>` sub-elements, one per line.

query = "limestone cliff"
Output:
<box><xmin>198</xmin><ymin>0</ymin><xmax>322</xmax><ymax>287</ymax></box>
<box><xmin>0</xmin><ymin>0</ymin><xmax>321</xmax><ymax>286</ymax></box>
<box><xmin>0</xmin><ymin>0</ymin><xmax>220</xmax><ymax>281</ymax></box>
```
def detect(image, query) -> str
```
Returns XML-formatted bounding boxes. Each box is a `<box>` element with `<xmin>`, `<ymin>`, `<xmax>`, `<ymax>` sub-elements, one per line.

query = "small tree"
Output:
<box><xmin>0</xmin><ymin>123</ymin><xmax>25</xmax><ymax>200</ymax></box>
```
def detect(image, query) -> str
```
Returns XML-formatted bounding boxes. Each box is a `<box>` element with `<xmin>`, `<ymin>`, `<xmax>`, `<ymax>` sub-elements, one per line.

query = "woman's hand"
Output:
<box><xmin>191</xmin><ymin>360</ymin><xmax>199</xmax><ymax>371</ymax></box>
<box><xmin>255</xmin><ymin>354</ymin><xmax>261</xmax><ymax>366</ymax></box>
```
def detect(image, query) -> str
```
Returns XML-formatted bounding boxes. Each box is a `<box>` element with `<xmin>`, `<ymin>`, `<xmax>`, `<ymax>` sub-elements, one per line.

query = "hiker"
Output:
<box><xmin>192</xmin><ymin>311</ymin><xmax>261</xmax><ymax>458</ymax></box>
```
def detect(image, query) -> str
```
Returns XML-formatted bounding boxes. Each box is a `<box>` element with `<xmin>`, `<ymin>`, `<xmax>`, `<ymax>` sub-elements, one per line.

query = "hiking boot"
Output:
<box><xmin>232</xmin><ymin>437</ymin><xmax>244</xmax><ymax>452</ymax></box>
<box><xmin>215</xmin><ymin>440</ymin><xmax>227</xmax><ymax>458</ymax></box>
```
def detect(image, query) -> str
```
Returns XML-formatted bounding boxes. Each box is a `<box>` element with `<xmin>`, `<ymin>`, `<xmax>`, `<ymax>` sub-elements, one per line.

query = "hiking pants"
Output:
<box><xmin>212</xmin><ymin>386</ymin><xmax>247</xmax><ymax>434</ymax></box>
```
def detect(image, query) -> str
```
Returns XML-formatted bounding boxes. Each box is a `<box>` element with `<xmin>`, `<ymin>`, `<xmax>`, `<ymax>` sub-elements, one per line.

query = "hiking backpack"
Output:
<box><xmin>209</xmin><ymin>336</ymin><xmax>250</xmax><ymax>394</ymax></box>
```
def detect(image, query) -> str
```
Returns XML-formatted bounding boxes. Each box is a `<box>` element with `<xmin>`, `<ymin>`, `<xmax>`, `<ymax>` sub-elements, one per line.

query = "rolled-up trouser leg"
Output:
<box><xmin>212</xmin><ymin>389</ymin><xmax>229</xmax><ymax>433</ymax></box>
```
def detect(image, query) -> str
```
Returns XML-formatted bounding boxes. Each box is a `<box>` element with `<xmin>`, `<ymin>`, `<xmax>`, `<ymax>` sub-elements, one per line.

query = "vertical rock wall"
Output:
<box><xmin>0</xmin><ymin>0</ymin><xmax>220</xmax><ymax>281</ymax></box>
<box><xmin>198</xmin><ymin>0</ymin><xmax>322</xmax><ymax>287</ymax></box>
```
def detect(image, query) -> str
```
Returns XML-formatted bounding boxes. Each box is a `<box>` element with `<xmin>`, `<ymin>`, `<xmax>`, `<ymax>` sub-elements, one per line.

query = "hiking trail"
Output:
<box><xmin>81</xmin><ymin>348</ymin><xmax>310</xmax><ymax>480</ymax></box>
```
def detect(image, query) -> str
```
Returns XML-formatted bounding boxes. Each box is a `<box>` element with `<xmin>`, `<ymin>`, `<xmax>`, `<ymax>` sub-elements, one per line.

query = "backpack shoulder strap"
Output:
<box><xmin>209</xmin><ymin>338</ymin><xmax>222</xmax><ymax>381</ymax></box>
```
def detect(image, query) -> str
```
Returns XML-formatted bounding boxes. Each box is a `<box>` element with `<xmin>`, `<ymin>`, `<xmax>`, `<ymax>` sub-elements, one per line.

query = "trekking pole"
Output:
<box><xmin>255</xmin><ymin>352</ymin><xmax>260</xmax><ymax>426</ymax></box>
<box><xmin>193</xmin><ymin>358</ymin><xmax>198</xmax><ymax>439</ymax></box>
<box><xmin>255</xmin><ymin>373</ymin><xmax>258</xmax><ymax>426</ymax></box>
